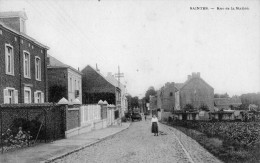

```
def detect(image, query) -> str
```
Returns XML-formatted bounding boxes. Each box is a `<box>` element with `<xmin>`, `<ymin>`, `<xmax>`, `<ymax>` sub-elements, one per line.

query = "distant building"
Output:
<box><xmin>81</xmin><ymin>65</ymin><xmax>120</xmax><ymax>105</ymax></box>
<box><xmin>160</xmin><ymin>82</ymin><xmax>175</xmax><ymax>112</ymax></box>
<box><xmin>176</xmin><ymin>72</ymin><xmax>214</xmax><ymax>110</ymax></box>
<box><xmin>106</xmin><ymin>72</ymin><xmax>128</xmax><ymax>116</ymax></box>
<box><xmin>214</xmin><ymin>96</ymin><xmax>242</xmax><ymax>110</ymax></box>
<box><xmin>47</xmin><ymin>54</ymin><xmax>82</xmax><ymax>103</ymax></box>
<box><xmin>0</xmin><ymin>11</ymin><xmax>49</xmax><ymax>104</ymax></box>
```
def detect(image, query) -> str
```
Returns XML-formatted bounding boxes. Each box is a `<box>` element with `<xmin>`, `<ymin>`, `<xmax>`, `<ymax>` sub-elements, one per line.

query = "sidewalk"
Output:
<box><xmin>0</xmin><ymin>122</ymin><xmax>131</xmax><ymax>163</ymax></box>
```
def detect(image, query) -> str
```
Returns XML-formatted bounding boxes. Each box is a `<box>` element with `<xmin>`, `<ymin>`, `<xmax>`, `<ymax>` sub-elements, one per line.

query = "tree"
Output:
<box><xmin>184</xmin><ymin>104</ymin><xmax>195</xmax><ymax>112</ymax></box>
<box><xmin>214</xmin><ymin>94</ymin><xmax>220</xmax><ymax>98</ymax></box>
<box><xmin>131</xmin><ymin>96</ymin><xmax>139</xmax><ymax>109</ymax></box>
<box><xmin>144</xmin><ymin>86</ymin><xmax>157</xmax><ymax>103</ymax></box>
<box><xmin>200</xmin><ymin>104</ymin><xmax>209</xmax><ymax>111</ymax></box>
<box><xmin>49</xmin><ymin>85</ymin><xmax>67</xmax><ymax>103</ymax></box>
<box><xmin>126</xmin><ymin>94</ymin><xmax>139</xmax><ymax>112</ymax></box>
<box><xmin>220</xmin><ymin>93</ymin><xmax>229</xmax><ymax>98</ymax></box>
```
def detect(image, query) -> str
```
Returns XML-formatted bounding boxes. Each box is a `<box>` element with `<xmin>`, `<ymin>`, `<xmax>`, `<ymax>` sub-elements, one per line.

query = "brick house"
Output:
<box><xmin>0</xmin><ymin>11</ymin><xmax>49</xmax><ymax>104</ymax></box>
<box><xmin>176</xmin><ymin>72</ymin><xmax>214</xmax><ymax>111</ymax></box>
<box><xmin>47</xmin><ymin>54</ymin><xmax>82</xmax><ymax>103</ymax></box>
<box><xmin>81</xmin><ymin>65</ymin><xmax>120</xmax><ymax>105</ymax></box>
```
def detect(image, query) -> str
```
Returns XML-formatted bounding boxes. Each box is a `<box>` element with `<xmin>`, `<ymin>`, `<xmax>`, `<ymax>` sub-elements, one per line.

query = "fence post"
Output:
<box><xmin>1</xmin><ymin>108</ymin><xmax>3</xmax><ymax>154</ymax></box>
<box><xmin>57</xmin><ymin>97</ymin><xmax>69</xmax><ymax>138</ymax></box>
<box><xmin>44</xmin><ymin>109</ymin><xmax>47</xmax><ymax>143</ymax></box>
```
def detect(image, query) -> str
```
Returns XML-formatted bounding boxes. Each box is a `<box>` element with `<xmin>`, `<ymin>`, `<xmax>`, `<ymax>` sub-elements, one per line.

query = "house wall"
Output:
<box><xmin>161</xmin><ymin>82</ymin><xmax>175</xmax><ymax>112</ymax></box>
<box><xmin>67</xmin><ymin>68</ymin><xmax>82</xmax><ymax>103</ymax></box>
<box><xmin>157</xmin><ymin>90</ymin><xmax>162</xmax><ymax>109</ymax></box>
<box><xmin>20</xmin><ymin>37</ymin><xmax>47</xmax><ymax>103</ymax></box>
<box><xmin>180</xmin><ymin>78</ymin><xmax>214</xmax><ymax>110</ymax></box>
<box><xmin>175</xmin><ymin>90</ymin><xmax>180</xmax><ymax>110</ymax></box>
<box><xmin>47</xmin><ymin>68</ymin><xmax>68</xmax><ymax>102</ymax></box>
<box><xmin>0</xmin><ymin>25</ymin><xmax>47</xmax><ymax>104</ymax></box>
<box><xmin>0</xmin><ymin>27</ymin><xmax>20</xmax><ymax>104</ymax></box>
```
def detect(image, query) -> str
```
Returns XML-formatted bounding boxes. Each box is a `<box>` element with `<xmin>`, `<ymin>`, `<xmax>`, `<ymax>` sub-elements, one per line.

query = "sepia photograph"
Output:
<box><xmin>0</xmin><ymin>0</ymin><xmax>259</xmax><ymax>162</ymax></box>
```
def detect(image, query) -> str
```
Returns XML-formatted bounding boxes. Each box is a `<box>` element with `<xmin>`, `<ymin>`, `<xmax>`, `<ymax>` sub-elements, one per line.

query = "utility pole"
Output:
<box><xmin>115</xmin><ymin>65</ymin><xmax>124</xmax><ymax>126</ymax></box>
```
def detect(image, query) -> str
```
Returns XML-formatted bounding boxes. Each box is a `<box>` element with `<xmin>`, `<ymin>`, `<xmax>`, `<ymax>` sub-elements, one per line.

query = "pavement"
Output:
<box><xmin>0</xmin><ymin>122</ymin><xmax>131</xmax><ymax>163</ymax></box>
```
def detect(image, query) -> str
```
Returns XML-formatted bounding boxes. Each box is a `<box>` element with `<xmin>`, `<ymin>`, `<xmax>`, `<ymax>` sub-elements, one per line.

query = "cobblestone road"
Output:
<box><xmin>53</xmin><ymin>120</ymin><xmax>222</xmax><ymax>163</ymax></box>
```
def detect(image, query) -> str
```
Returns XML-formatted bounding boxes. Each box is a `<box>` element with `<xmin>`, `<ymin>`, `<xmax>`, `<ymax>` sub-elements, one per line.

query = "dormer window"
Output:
<box><xmin>20</xmin><ymin>18</ymin><xmax>26</xmax><ymax>33</ymax></box>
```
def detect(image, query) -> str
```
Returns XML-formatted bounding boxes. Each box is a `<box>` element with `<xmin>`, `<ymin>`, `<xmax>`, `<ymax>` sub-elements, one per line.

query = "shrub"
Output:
<box><xmin>121</xmin><ymin>116</ymin><xmax>127</xmax><ymax>122</ymax></box>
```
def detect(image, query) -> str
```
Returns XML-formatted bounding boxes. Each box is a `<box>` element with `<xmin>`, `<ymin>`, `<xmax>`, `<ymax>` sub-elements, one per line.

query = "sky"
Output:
<box><xmin>0</xmin><ymin>0</ymin><xmax>259</xmax><ymax>98</ymax></box>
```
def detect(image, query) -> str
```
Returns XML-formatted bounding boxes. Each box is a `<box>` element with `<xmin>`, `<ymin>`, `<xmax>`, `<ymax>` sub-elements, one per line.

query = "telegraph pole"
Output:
<box><xmin>115</xmin><ymin>65</ymin><xmax>124</xmax><ymax>126</ymax></box>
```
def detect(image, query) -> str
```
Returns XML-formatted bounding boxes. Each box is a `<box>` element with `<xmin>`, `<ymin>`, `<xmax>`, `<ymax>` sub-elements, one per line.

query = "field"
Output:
<box><xmin>170</xmin><ymin>121</ymin><xmax>260</xmax><ymax>163</ymax></box>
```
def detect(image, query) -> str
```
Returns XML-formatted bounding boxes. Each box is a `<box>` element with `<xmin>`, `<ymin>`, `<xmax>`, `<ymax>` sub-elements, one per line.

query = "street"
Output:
<box><xmin>53</xmin><ymin>119</ymin><xmax>222</xmax><ymax>163</ymax></box>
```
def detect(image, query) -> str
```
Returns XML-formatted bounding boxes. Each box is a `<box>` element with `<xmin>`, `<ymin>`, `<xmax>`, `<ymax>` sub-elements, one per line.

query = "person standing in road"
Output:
<box><xmin>145</xmin><ymin>115</ymin><xmax>147</xmax><ymax>121</ymax></box>
<box><xmin>151</xmin><ymin>115</ymin><xmax>159</xmax><ymax>136</ymax></box>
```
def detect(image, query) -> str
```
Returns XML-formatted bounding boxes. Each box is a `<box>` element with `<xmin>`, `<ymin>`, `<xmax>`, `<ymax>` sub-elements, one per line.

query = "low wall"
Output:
<box><xmin>66</xmin><ymin>107</ymin><xmax>80</xmax><ymax>131</ymax></box>
<box><xmin>94</xmin><ymin>120</ymin><xmax>103</xmax><ymax>130</ymax></box>
<box><xmin>161</xmin><ymin>111</ymin><xmax>172</xmax><ymax>122</ymax></box>
<box><xmin>65</xmin><ymin>123</ymin><xmax>92</xmax><ymax>138</ymax></box>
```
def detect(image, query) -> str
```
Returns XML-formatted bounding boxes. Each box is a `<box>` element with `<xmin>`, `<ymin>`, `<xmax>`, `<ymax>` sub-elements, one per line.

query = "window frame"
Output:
<box><xmin>24</xmin><ymin>86</ymin><xmax>31</xmax><ymax>103</ymax></box>
<box><xmin>5</xmin><ymin>44</ymin><xmax>14</xmax><ymax>76</ymax></box>
<box><xmin>34</xmin><ymin>90</ymin><xmax>44</xmax><ymax>103</ymax></box>
<box><xmin>35</xmin><ymin>56</ymin><xmax>41</xmax><ymax>81</ymax></box>
<box><xmin>23</xmin><ymin>50</ymin><xmax>31</xmax><ymax>79</ymax></box>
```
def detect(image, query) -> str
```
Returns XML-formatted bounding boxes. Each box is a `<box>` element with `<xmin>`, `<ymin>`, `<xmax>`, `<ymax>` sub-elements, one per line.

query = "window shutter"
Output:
<box><xmin>41</xmin><ymin>92</ymin><xmax>44</xmax><ymax>103</ymax></box>
<box><xmin>11</xmin><ymin>51</ymin><xmax>14</xmax><ymax>75</ymax></box>
<box><xmin>14</xmin><ymin>90</ymin><xmax>18</xmax><ymax>103</ymax></box>
<box><xmin>34</xmin><ymin>92</ymin><xmax>37</xmax><ymax>103</ymax></box>
<box><xmin>35</xmin><ymin>58</ymin><xmax>37</xmax><ymax>80</ymax></box>
<box><xmin>4</xmin><ymin>89</ymin><xmax>8</xmax><ymax>104</ymax></box>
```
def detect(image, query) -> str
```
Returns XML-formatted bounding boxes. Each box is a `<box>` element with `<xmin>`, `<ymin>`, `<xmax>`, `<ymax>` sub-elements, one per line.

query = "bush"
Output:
<box><xmin>121</xmin><ymin>116</ymin><xmax>127</xmax><ymax>122</ymax></box>
<box><xmin>171</xmin><ymin>121</ymin><xmax>260</xmax><ymax>163</ymax></box>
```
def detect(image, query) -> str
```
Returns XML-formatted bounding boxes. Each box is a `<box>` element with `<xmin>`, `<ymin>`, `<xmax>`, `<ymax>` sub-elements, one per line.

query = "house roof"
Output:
<box><xmin>47</xmin><ymin>54</ymin><xmax>82</xmax><ymax>75</ymax></box>
<box><xmin>180</xmin><ymin>77</ymin><xmax>213</xmax><ymax>91</ymax></box>
<box><xmin>81</xmin><ymin>65</ymin><xmax>119</xmax><ymax>90</ymax></box>
<box><xmin>175</xmin><ymin>83</ymin><xmax>184</xmax><ymax>91</ymax></box>
<box><xmin>0</xmin><ymin>11</ymin><xmax>28</xmax><ymax>20</ymax></box>
<box><xmin>0</xmin><ymin>22</ymin><xmax>49</xmax><ymax>49</ymax></box>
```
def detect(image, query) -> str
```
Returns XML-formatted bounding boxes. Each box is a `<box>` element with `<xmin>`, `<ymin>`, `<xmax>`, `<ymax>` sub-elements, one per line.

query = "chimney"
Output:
<box><xmin>46</xmin><ymin>57</ymin><xmax>50</xmax><ymax>66</ymax></box>
<box><xmin>192</xmin><ymin>72</ymin><xmax>196</xmax><ymax>78</ymax></box>
<box><xmin>0</xmin><ymin>11</ymin><xmax>27</xmax><ymax>34</ymax></box>
<box><xmin>96</xmin><ymin>63</ymin><xmax>100</xmax><ymax>72</ymax></box>
<box><xmin>197</xmin><ymin>72</ymin><xmax>200</xmax><ymax>78</ymax></box>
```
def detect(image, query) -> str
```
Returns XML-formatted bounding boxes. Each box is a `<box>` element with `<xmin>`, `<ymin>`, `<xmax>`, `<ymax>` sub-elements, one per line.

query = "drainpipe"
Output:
<box><xmin>18</xmin><ymin>36</ymin><xmax>22</xmax><ymax>103</ymax></box>
<box><xmin>44</xmin><ymin>49</ymin><xmax>47</xmax><ymax>102</ymax></box>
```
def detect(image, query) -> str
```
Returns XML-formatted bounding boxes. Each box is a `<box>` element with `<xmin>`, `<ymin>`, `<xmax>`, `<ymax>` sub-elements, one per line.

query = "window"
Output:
<box><xmin>69</xmin><ymin>77</ymin><xmax>72</xmax><ymax>92</ymax></box>
<box><xmin>74</xmin><ymin>80</ymin><xmax>77</xmax><ymax>91</ymax></box>
<box><xmin>170</xmin><ymin>92</ymin><xmax>173</xmax><ymax>96</ymax></box>
<box><xmin>24</xmin><ymin>87</ymin><xmax>31</xmax><ymax>103</ymax></box>
<box><xmin>35</xmin><ymin>57</ymin><xmax>41</xmax><ymax>80</ymax></box>
<box><xmin>23</xmin><ymin>51</ymin><xmax>30</xmax><ymax>78</ymax></box>
<box><xmin>5</xmin><ymin>44</ymin><xmax>14</xmax><ymax>75</ymax></box>
<box><xmin>3</xmin><ymin>88</ymin><xmax>18</xmax><ymax>104</ymax></box>
<box><xmin>34</xmin><ymin>91</ymin><xmax>44</xmax><ymax>103</ymax></box>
